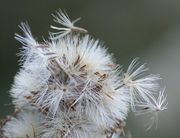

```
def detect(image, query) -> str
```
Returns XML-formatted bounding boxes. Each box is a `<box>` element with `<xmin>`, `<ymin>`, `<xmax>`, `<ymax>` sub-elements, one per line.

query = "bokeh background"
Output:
<box><xmin>0</xmin><ymin>0</ymin><xmax>180</xmax><ymax>138</ymax></box>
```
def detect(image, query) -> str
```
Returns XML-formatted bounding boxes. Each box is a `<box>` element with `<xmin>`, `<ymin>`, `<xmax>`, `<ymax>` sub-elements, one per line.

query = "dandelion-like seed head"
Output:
<box><xmin>2</xmin><ymin>10</ymin><xmax>168</xmax><ymax>138</ymax></box>
<box><xmin>9</xmin><ymin>10</ymin><xmax>130</xmax><ymax>137</ymax></box>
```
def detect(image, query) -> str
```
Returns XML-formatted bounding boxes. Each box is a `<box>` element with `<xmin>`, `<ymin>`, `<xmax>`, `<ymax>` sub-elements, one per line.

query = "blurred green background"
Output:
<box><xmin>0</xmin><ymin>0</ymin><xmax>180</xmax><ymax>137</ymax></box>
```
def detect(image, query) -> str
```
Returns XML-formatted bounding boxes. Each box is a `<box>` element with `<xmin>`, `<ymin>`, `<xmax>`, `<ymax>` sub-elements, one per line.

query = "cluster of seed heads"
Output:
<box><xmin>1</xmin><ymin>10</ymin><xmax>167</xmax><ymax>138</ymax></box>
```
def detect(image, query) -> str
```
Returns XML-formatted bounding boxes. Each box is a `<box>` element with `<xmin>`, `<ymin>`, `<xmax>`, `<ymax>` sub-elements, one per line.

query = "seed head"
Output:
<box><xmin>2</xmin><ymin>9</ymin><xmax>168</xmax><ymax>138</ymax></box>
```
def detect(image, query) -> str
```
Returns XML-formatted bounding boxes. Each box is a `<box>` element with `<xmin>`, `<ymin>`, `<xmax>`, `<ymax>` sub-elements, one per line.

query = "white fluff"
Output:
<box><xmin>123</xmin><ymin>58</ymin><xmax>161</xmax><ymax>110</ymax></box>
<box><xmin>40</xmin><ymin>112</ymin><xmax>96</xmax><ymax>138</ymax></box>
<box><xmin>50</xmin><ymin>10</ymin><xmax>87</xmax><ymax>39</ymax></box>
<box><xmin>3</xmin><ymin>9</ymin><xmax>168</xmax><ymax>138</ymax></box>
<box><xmin>136</xmin><ymin>88</ymin><xmax>168</xmax><ymax>130</ymax></box>
<box><xmin>3</xmin><ymin>109</ymin><xmax>44</xmax><ymax>138</ymax></box>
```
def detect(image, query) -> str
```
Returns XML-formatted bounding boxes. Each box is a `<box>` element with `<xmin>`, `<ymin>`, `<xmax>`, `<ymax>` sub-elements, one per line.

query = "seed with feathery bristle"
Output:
<box><xmin>50</xmin><ymin>10</ymin><xmax>88</xmax><ymax>39</ymax></box>
<box><xmin>135</xmin><ymin>88</ymin><xmax>168</xmax><ymax>130</ymax></box>
<box><xmin>123</xmin><ymin>58</ymin><xmax>161</xmax><ymax>110</ymax></box>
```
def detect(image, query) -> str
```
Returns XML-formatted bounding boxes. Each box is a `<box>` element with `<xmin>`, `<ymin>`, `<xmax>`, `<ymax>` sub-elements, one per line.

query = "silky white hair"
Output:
<box><xmin>2</xmin><ymin>10</ymin><xmax>167</xmax><ymax>138</ymax></box>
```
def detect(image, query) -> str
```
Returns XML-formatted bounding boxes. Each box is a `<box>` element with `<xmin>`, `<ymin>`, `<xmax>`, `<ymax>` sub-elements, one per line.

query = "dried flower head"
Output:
<box><xmin>2</xmin><ymin>10</ymin><xmax>168</xmax><ymax>138</ymax></box>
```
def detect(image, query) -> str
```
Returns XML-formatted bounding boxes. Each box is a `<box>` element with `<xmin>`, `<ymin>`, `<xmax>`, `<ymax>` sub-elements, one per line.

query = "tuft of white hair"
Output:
<box><xmin>2</xmin><ymin>109</ymin><xmax>44</xmax><ymax>138</ymax></box>
<box><xmin>3</xmin><ymin>9</ymin><xmax>168</xmax><ymax>138</ymax></box>
<box><xmin>50</xmin><ymin>10</ymin><xmax>87</xmax><ymax>39</ymax></box>
<box><xmin>123</xmin><ymin>58</ymin><xmax>161</xmax><ymax>110</ymax></box>
<box><xmin>40</xmin><ymin>112</ymin><xmax>97</xmax><ymax>138</ymax></box>
<box><xmin>135</xmin><ymin>88</ymin><xmax>168</xmax><ymax>130</ymax></box>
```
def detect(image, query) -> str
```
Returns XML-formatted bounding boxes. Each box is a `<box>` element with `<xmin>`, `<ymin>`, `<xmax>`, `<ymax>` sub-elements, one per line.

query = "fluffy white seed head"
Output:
<box><xmin>11</xmin><ymin>21</ymin><xmax>130</xmax><ymax>133</ymax></box>
<box><xmin>3</xmin><ymin>9</ymin><xmax>168</xmax><ymax>138</ymax></box>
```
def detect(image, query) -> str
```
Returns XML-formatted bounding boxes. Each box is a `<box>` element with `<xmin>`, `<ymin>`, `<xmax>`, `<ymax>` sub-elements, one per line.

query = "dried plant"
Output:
<box><xmin>1</xmin><ymin>10</ymin><xmax>167</xmax><ymax>138</ymax></box>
